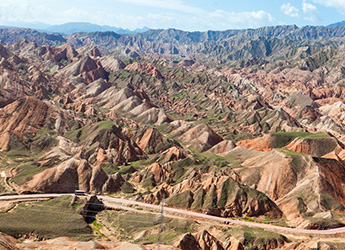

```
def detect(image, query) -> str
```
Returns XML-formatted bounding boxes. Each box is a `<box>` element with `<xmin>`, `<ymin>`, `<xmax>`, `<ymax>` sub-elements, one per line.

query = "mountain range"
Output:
<box><xmin>1</xmin><ymin>23</ymin><xmax>345</xmax><ymax>63</ymax></box>
<box><xmin>2</xmin><ymin>21</ymin><xmax>345</xmax><ymax>249</ymax></box>
<box><xmin>0</xmin><ymin>21</ymin><xmax>150</xmax><ymax>35</ymax></box>
<box><xmin>44</xmin><ymin>22</ymin><xmax>150</xmax><ymax>35</ymax></box>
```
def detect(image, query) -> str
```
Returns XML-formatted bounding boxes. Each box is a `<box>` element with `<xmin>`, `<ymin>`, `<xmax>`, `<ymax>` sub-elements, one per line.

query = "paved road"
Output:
<box><xmin>2</xmin><ymin>193</ymin><xmax>345</xmax><ymax>237</ymax></box>
<box><xmin>99</xmin><ymin>195</ymin><xmax>345</xmax><ymax>237</ymax></box>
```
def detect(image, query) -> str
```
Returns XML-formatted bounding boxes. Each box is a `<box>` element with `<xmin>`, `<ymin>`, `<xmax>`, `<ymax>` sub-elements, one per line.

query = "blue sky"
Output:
<box><xmin>0</xmin><ymin>0</ymin><xmax>344</xmax><ymax>31</ymax></box>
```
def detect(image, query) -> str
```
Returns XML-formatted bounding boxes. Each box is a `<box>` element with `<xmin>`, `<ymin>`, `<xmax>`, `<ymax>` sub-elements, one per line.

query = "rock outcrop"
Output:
<box><xmin>40</xmin><ymin>43</ymin><xmax>78</xmax><ymax>63</ymax></box>
<box><xmin>19</xmin><ymin>158</ymin><xmax>125</xmax><ymax>194</ymax></box>
<box><xmin>136</xmin><ymin>128</ymin><xmax>172</xmax><ymax>154</ymax></box>
<box><xmin>283</xmin><ymin>135</ymin><xmax>339</xmax><ymax>157</ymax></box>
<box><xmin>100</xmin><ymin>55</ymin><xmax>125</xmax><ymax>72</ymax></box>
<box><xmin>77</xmin><ymin>122</ymin><xmax>144</xmax><ymax>166</ymax></box>
<box><xmin>98</xmin><ymin>87</ymin><xmax>172</xmax><ymax>125</ymax></box>
<box><xmin>125</xmin><ymin>62</ymin><xmax>163</xmax><ymax>79</ymax></box>
<box><xmin>137</xmin><ymin>163</ymin><xmax>282</xmax><ymax>218</ymax></box>
<box><xmin>58</xmin><ymin>55</ymin><xmax>107</xmax><ymax>84</ymax></box>
<box><xmin>0</xmin><ymin>232</ymin><xmax>21</xmax><ymax>250</ymax></box>
<box><xmin>194</xmin><ymin>230</ymin><xmax>225</xmax><ymax>250</ymax></box>
<box><xmin>168</xmin><ymin>121</ymin><xmax>223</xmax><ymax>152</ymax></box>
<box><xmin>0</xmin><ymin>97</ymin><xmax>61</xmax><ymax>151</ymax></box>
<box><xmin>228</xmin><ymin>147</ymin><xmax>345</xmax><ymax>226</ymax></box>
<box><xmin>209</xmin><ymin>140</ymin><xmax>236</xmax><ymax>155</ymax></box>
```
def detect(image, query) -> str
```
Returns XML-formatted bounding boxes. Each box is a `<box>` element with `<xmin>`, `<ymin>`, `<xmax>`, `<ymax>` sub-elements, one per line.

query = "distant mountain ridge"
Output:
<box><xmin>327</xmin><ymin>21</ymin><xmax>345</xmax><ymax>27</ymax></box>
<box><xmin>2</xmin><ymin>23</ymin><xmax>345</xmax><ymax>61</ymax></box>
<box><xmin>44</xmin><ymin>22</ymin><xmax>150</xmax><ymax>35</ymax></box>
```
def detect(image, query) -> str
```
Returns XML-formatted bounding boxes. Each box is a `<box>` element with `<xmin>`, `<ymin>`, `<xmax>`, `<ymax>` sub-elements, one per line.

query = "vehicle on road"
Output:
<box><xmin>75</xmin><ymin>190</ymin><xmax>86</xmax><ymax>196</ymax></box>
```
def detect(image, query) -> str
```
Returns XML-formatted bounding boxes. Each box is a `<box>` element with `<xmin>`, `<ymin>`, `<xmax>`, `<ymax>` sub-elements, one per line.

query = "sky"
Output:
<box><xmin>0</xmin><ymin>0</ymin><xmax>345</xmax><ymax>31</ymax></box>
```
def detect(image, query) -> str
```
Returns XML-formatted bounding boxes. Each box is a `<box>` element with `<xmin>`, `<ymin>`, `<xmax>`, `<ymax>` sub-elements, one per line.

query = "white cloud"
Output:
<box><xmin>111</xmin><ymin>0</ymin><xmax>275</xmax><ymax>29</ymax></box>
<box><xmin>312</xmin><ymin>0</ymin><xmax>345</xmax><ymax>13</ymax></box>
<box><xmin>92</xmin><ymin>9</ymin><xmax>275</xmax><ymax>31</ymax></box>
<box><xmin>0</xmin><ymin>0</ymin><xmax>276</xmax><ymax>31</ymax></box>
<box><xmin>199</xmin><ymin>10</ymin><xmax>275</xmax><ymax>30</ymax></box>
<box><xmin>303</xmin><ymin>1</ymin><xmax>317</xmax><ymax>13</ymax></box>
<box><xmin>302</xmin><ymin>0</ymin><xmax>319</xmax><ymax>21</ymax></box>
<box><xmin>281</xmin><ymin>3</ymin><xmax>300</xmax><ymax>17</ymax></box>
<box><xmin>114</xmin><ymin>0</ymin><xmax>203</xmax><ymax>14</ymax></box>
<box><xmin>312</xmin><ymin>0</ymin><xmax>345</xmax><ymax>8</ymax></box>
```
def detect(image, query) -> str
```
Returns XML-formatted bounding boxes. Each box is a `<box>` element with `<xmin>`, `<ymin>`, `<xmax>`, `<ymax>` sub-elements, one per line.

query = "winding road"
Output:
<box><xmin>1</xmin><ymin>193</ymin><xmax>345</xmax><ymax>238</ymax></box>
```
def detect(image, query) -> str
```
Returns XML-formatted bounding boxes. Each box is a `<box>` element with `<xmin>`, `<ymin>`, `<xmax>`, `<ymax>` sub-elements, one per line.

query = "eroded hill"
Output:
<box><xmin>2</xmin><ymin>26</ymin><xmax>345</xmax><ymax>248</ymax></box>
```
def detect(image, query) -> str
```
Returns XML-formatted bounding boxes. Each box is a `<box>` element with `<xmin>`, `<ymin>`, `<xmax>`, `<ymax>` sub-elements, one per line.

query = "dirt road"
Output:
<box><xmin>2</xmin><ymin>193</ymin><xmax>345</xmax><ymax>237</ymax></box>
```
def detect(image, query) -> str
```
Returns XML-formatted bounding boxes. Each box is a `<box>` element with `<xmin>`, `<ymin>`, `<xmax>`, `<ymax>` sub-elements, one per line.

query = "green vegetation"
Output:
<box><xmin>200</xmin><ymin>152</ymin><xmax>230</xmax><ymax>168</ymax></box>
<box><xmin>270</xmin><ymin>132</ymin><xmax>301</xmax><ymax>148</ymax></box>
<box><xmin>319</xmin><ymin>192</ymin><xmax>345</xmax><ymax>211</ymax></box>
<box><xmin>0</xmin><ymin>196</ymin><xmax>93</xmax><ymax>240</ymax></box>
<box><xmin>0</xmin><ymin>181</ymin><xmax>6</xmax><ymax>193</ymax></box>
<box><xmin>64</xmin><ymin>127</ymin><xmax>83</xmax><ymax>142</ymax></box>
<box><xmin>118</xmin><ymin>165</ymin><xmax>137</xmax><ymax>175</ymax></box>
<box><xmin>12</xmin><ymin>164</ymin><xmax>48</xmax><ymax>185</ymax></box>
<box><xmin>203</xmin><ymin>186</ymin><xmax>218</xmax><ymax>209</ymax></box>
<box><xmin>1</xmin><ymin>147</ymin><xmax>44</xmax><ymax>163</ymax></box>
<box><xmin>271</xmin><ymin>131</ymin><xmax>330</xmax><ymax>148</ymax></box>
<box><xmin>218</xmin><ymin>179</ymin><xmax>231</xmax><ymax>207</ymax></box>
<box><xmin>96</xmin><ymin>210</ymin><xmax>196</xmax><ymax>244</ymax></box>
<box><xmin>190</xmin><ymin>187</ymin><xmax>205</xmax><ymax>210</ymax></box>
<box><xmin>226</xmin><ymin>226</ymin><xmax>285</xmax><ymax>248</ymax></box>
<box><xmin>96</xmin><ymin>120</ymin><xmax>114</xmax><ymax>130</ymax></box>
<box><xmin>121</xmin><ymin>182</ymin><xmax>135</xmax><ymax>193</ymax></box>
<box><xmin>37</xmin><ymin>129</ymin><xmax>56</xmax><ymax>136</ymax></box>
<box><xmin>100</xmin><ymin>164</ymin><xmax>119</xmax><ymax>174</ymax></box>
<box><xmin>303</xmin><ymin>211</ymin><xmax>345</xmax><ymax>229</ymax></box>
<box><xmin>130</xmin><ymin>155</ymin><xmax>156</xmax><ymax>170</ymax></box>
<box><xmin>166</xmin><ymin>190</ymin><xmax>193</xmax><ymax>207</ymax></box>
<box><xmin>278</xmin><ymin>148</ymin><xmax>307</xmax><ymax>156</ymax></box>
<box><xmin>65</xmin><ymin>120</ymin><xmax>115</xmax><ymax>143</ymax></box>
<box><xmin>0</xmin><ymin>144</ymin><xmax>52</xmax><ymax>185</ymax></box>
<box><xmin>305</xmin><ymin>50</ymin><xmax>334</xmax><ymax>71</ymax></box>
<box><xmin>100</xmin><ymin>164</ymin><xmax>137</xmax><ymax>175</ymax></box>
<box><xmin>291</xmin><ymin>157</ymin><xmax>305</xmax><ymax>174</ymax></box>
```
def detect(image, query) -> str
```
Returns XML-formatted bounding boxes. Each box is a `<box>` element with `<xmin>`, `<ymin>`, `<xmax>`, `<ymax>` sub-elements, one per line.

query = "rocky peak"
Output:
<box><xmin>0</xmin><ymin>97</ymin><xmax>50</xmax><ymax>151</ymax></box>
<box><xmin>0</xmin><ymin>44</ymin><xmax>12</xmax><ymax>59</ymax></box>
<box><xmin>195</xmin><ymin>230</ymin><xmax>225</xmax><ymax>250</ymax></box>
<box><xmin>176</xmin><ymin>122</ymin><xmax>224</xmax><ymax>152</ymax></box>
<box><xmin>40</xmin><ymin>43</ymin><xmax>78</xmax><ymax>63</ymax></box>
<box><xmin>136</xmin><ymin>127</ymin><xmax>165</xmax><ymax>154</ymax></box>
<box><xmin>100</xmin><ymin>55</ymin><xmax>125</xmax><ymax>72</ymax></box>
<box><xmin>90</xmin><ymin>46</ymin><xmax>101</xmax><ymax>57</ymax></box>
<box><xmin>58</xmin><ymin>55</ymin><xmax>107</xmax><ymax>84</ymax></box>
<box><xmin>125</xmin><ymin>62</ymin><xmax>164</xmax><ymax>79</ymax></box>
<box><xmin>19</xmin><ymin>158</ymin><xmax>126</xmax><ymax>194</ymax></box>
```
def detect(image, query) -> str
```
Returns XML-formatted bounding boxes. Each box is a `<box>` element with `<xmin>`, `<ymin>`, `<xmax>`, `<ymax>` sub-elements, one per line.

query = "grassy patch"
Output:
<box><xmin>271</xmin><ymin>132</ymin><xmax>330</xmax><ymax>148</ymax></box>
<box><xmin>1</xmin><ymin>148</ymin><xmax>42</xmax><ymax>162</ymax></box>
<box><xmin>131</xmin><ymin>155</ymin><xmax>157</xmax><ymax>170</ymax></box>
<box><xmin>65</xmin><ymin>120</ymin><xmax>115</xmax><ymax>143</ymax></box>
<box><xmin>96</xmin><ymin>120</ymin><xmax>114</xmax><ymax>130</ymax></box>
<box><xmin>278</xmin><ymin>148</ymin><xmax>307</xmax><ymax>156</ymax></box>
<box><xmin>271</xmin><ymin>131</ymin><xmax>330</xmax><ymax>145</ymax></box>
<box><xmin>37</xmin><ymin>130</ymin><xmax>56</xmax><ymax>136</ymax></box>
<box><xmin>226</xmin><ymin>226</ymin><xmax>285</xmax><ymax>248</ymax></box>
<box><xmin>0</xmin><ymin>196</ymin><xmax>93</xmax><ymax>240</ymax></box>
<box><xmin>11</xmin><ymin>164</ymin><xmax>50</xmax><ymax>185</ymax></box>
<box><xmin>97</xmin><ymin>210</ymin><xmax>196</xmax><ymax>244</ymax></box>
<box><xmin>64</xmin><ymin>128</ymin><xmax>83</xmax><ymax>142</ymax></box>
<box><xmin>166</xmin><ymin>190</ymin><xmax>193</xmax><ymax>208</ymax></box>
<box><xmin>200</xmin><ymin>152</ymin><xmax>230</xmax><ymax>168</ymax></box>
<box><xmin>100</xmin><ymin>164</ymin><xmax>119</xmax><ymax>174</ymax></box>
<box><xmin>0</xmin><ymin>181</ymin><xmax>7</xmax><ymax>193</ymax></box>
